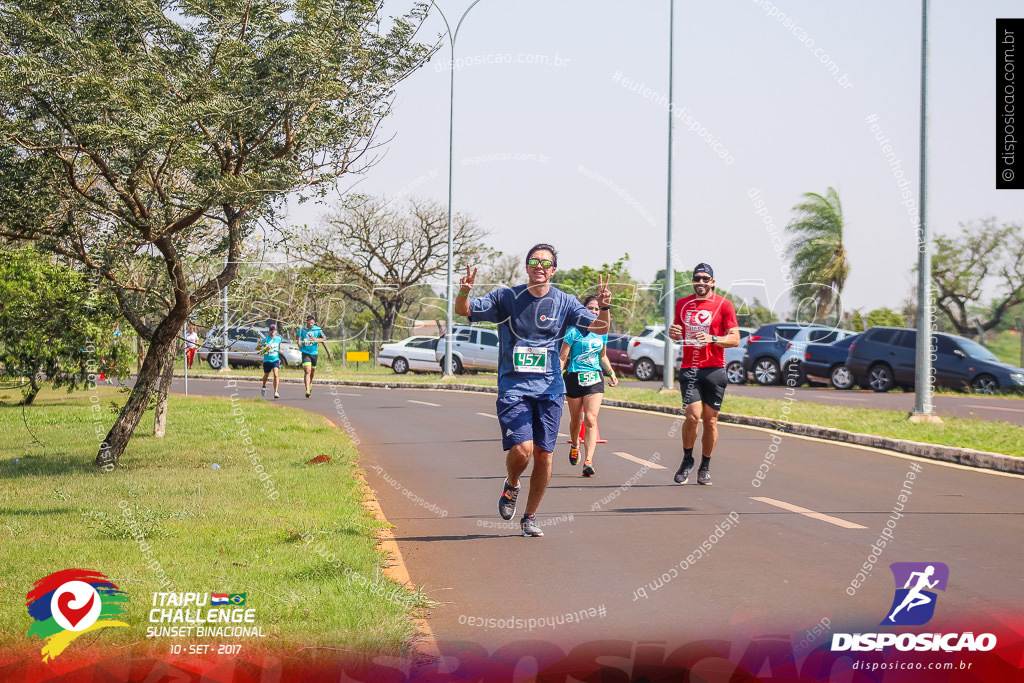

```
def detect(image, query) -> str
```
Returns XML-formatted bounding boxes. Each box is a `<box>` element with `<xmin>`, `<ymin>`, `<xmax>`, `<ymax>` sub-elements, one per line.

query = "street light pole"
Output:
<box><xmin>431</xmin><ymin>0</ymin><xmax>486</xmax><ymax>377</ymax></box>
<box><xmin>662</xmin><ymin>0</ymin><xmax>676</xmax><ymax>392</ymax></box>
<box><xmin>911</xmin><ymin>0</ymin><xmax>939</xmax><ymax>423</ymax></box>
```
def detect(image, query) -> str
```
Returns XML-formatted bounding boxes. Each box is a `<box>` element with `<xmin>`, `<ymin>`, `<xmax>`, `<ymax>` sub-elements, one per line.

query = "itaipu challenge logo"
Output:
<box><xmin>26</xmin><ymin>569</ymin><xmax>129</xmax><ymax>662</ymax></box>
<box><xmin>882</xmin><ymin>562</ymin><xmax>949</xmax><ymax>626</ymax></box>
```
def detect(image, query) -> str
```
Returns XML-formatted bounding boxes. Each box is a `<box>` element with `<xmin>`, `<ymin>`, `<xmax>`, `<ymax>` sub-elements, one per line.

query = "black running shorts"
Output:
<box><xmin>563</xmin><ymin>371</ymin><xmax>605</xmax><ymax>399</ymax></box>
<box><xmin>678</xmin><ymin>367</ymin><xmax>728</xmax><ymax>411</ymax></box>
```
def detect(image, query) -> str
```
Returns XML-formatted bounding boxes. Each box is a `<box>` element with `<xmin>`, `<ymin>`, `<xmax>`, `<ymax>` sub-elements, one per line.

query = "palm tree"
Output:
<box><xmin>785</xmin><ymin>187</ymin><xmax>850</xmax><ymax>322</ymax></box>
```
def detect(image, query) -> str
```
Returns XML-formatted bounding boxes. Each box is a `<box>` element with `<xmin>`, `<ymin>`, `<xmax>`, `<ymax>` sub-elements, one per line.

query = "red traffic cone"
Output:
<box><xmin>579</xmin><ymin>409</ymin><xmax>608</xmax><ymax>444</ymax></box>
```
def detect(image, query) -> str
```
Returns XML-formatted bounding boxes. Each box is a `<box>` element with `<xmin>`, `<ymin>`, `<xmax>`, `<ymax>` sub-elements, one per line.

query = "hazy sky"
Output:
<box><xmin>286</xmin><ymin>0</ymin><xmax>1022</xmax><ymax>317</ymax></box>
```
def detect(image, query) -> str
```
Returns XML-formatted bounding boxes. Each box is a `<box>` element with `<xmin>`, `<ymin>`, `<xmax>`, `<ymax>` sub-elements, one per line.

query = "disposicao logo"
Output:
<box><xmin>832</xmin><ymin>562</ymin><xmax>997</xmax><ymax>653</ymax></box>
<box><xmin>883</xmin><ymin>562</ymin><xmax>948</xmax><ymax>626</ymax></box>
<box><xmin>26</xmin><ymin>569</ymin><xmax>129</xmax><ymax>662</ymax></box>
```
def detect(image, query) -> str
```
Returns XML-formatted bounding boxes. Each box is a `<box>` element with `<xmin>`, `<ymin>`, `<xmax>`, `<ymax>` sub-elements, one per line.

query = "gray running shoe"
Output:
<box><xmin>697</xmin><ymin>468</ymin><xmax>712</xmax><ymax>486</ymax></box>
<box><xmin>674</xmin><ymin>457</ymin><xmax>694</xmax><ymax>484</ymax></box>
<box><xmin>521</xmin><ymin>514</ymin><xmax>544</xmax><ymax>537</ymax></box>
<box><xmin>261</xmin><ymin>386</ymin><xmax>267</xmax><ymax>398</ymax></box>
<box><xmin>498</xmin><ymin>478</ymin><xmax>520</xmax><ymax>520</ymax></box>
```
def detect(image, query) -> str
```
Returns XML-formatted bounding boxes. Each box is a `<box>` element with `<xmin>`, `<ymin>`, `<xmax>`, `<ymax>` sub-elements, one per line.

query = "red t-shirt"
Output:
<box><xmin>674</xmin><ymin>293</ymin><xmax>739</xmax><ymax>369</ymax></box>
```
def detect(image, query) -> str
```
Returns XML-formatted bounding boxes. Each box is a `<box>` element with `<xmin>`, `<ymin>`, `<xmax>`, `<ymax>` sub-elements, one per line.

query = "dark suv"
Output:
<box><xmin>742</xmin><ymin>322</ymin><xmax>834</xmax><ymax>386</ymax></box>
<box><xmin>846</xmin><ymin>326</ymin><xmax>1024</xmax><ymax>393</ymax></box>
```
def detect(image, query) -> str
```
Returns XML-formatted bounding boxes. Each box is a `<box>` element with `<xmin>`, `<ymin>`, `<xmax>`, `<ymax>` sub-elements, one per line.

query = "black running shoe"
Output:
<box><xmin>498</xmin><ymin>478</ymin><xmax>520</xmax><ymax>520</ymax></box>
<box><xmin>582</xmin><ymin>464</ymin><xmax>595</xmax><ymax>477</ymax></box>
<box><xmin>697</xmin><ymin>468</ymin><xmax>712</xmax><ymax>486</ymax></box>
<box><xmin>674</xmin><ymin>458</ymin><xmax>694</xmax><ymax>484</ymax></box>
<box><xmin>521</xmin><ymin>514</ymin><xmax>543</xmax><ymax>537</ymax></box>
<box><xmin>568</xmin><ymin>446</ymin><xmax>580</xmax><ymax>466</ymax></box>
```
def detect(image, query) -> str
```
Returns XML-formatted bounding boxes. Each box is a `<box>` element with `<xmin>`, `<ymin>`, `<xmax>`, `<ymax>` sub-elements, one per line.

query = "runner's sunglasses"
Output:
<box><xmin>527</xmin><ymin>258</ymin><xmax>555</xmax><ymax>268</ymax></box>
<box><xmin>691</xmin><ymin>275</ymin><xmax>712</xmax><ymax>283</ymax></box>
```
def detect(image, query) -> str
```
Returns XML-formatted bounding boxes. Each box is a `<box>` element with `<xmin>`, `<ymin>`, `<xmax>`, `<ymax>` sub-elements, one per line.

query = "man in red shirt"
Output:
<box><xmin>668</xmin><ymin>263</ymin><xmax>741</xmax><ymax>486</ymax></box>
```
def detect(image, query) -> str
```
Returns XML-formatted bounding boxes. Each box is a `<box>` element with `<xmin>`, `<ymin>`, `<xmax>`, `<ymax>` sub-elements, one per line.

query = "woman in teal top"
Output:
<box><xmin>559</xmin><ymin>296</ymin><xmax>618</xmax><ymax>476</ymax></box>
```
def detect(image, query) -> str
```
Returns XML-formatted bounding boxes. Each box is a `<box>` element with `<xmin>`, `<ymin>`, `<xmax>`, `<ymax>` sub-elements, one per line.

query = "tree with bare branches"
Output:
<box><xmin>932</xmin><ymin>218</ymin><xmax>1024</xmax><ymax>338</ymax></box>
<box><xmin>296</xmin><ymin>195</ymin><xmax>490</xmax><ymax>341</ymax></box>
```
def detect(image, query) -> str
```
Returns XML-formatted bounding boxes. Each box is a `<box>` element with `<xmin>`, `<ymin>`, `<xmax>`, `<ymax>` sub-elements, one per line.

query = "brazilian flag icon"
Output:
<box><xmin>228</xmin><ymin>593</ymin><xmax>246</xmax><ymax>606</ymax></box>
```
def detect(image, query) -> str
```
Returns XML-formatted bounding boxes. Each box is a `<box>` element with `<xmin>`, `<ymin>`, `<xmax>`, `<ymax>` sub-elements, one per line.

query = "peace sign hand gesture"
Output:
<box><xmin>459</xmin><ymin>265</ymin><xmax>477</xmax><ymax>294</ymax></box>
<box><xmin>596</xmin><ymin>273</ymin><xmax>612</xmax><ymax>308</ymax></box>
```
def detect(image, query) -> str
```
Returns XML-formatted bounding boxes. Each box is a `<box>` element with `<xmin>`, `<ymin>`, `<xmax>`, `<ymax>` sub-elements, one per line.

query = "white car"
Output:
<box><xmin>376</xmin><ymin>336</ymin><xmax>439</xmax><ymax>374</ymax></box>
<box><xmin>629</xmin><ymin>325</ymin><xmax>753</xmax><ymax>382</ymax></box>
<box><xmin>627</xmin><ymin>325</ymin><xmax>679</xmax><ymax>381</ymax></box>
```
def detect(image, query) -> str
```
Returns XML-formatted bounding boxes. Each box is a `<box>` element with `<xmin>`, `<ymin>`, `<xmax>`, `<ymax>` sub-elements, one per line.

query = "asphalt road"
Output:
<box><xmin>618</xmin><ymin>379</ymin><xmax>1024</xmax><ymax>425</ymax></box>
<box><xmin>176</xmin><ymin>377</ymin><xmax>1024</xmax><ymax>662</ymax></box>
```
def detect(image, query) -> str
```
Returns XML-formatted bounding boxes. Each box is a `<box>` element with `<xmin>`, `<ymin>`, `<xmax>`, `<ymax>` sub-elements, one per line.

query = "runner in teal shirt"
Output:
<box><xmin>559</xmin><ymin>296</ymin><xmax>618</xmax><ymax>477</ymax></box>
<box><xmin>298</xmin><ymin>315</ymin><xmax>327</xmax><ymax>398</ymax></box>
<box><xmin>260</xmin><ymin>324</ymin><xmax>283</xmax><ymax>399</ymax></box>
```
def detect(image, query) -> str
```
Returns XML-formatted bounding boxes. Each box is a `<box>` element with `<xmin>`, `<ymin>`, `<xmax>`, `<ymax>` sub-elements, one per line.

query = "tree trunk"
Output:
<box><xmin>96</xmin><ymin>311</ymin><xmax>186</xmax><ymax>468</ymax></box>
<box><xmin>22</xmin><ymin>373</ymin><xmax>41</xmax><ymax>406</ymax></box>
<box><xmin>153</xmin><ymin>353</ymin><xmax>175</xmax><ymax>437</ymax></box>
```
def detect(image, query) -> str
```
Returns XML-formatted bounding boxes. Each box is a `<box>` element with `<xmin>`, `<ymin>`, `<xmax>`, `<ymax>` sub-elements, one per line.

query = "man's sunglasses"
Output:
<box><xmin>527</xmin><ymin>258</ymin><xmax>555</xmax><ymax>269</ymax></box>
<box><xmin>692</xmin><ymin>275</ymin><xmax>712</xmax><ymax>283</ymax></box>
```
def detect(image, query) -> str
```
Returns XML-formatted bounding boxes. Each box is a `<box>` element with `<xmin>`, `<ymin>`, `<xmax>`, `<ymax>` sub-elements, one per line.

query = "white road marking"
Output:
<box><xmin>408</xmin><ymin>400</ymin><xmax>441</xmax><ymax>407</ymax></box>
<box><xmin>751</xmin><ymin>496</ymin><xmax>867</xmax><ymax>529</ymax></box>
<box><xmin>965</xmin><ymin>403</ymin><xmax>1024</xmax><ymax>413</ymax></box>
<box><xmin>331</xmin><ymin>392</ymin><xmax>363</xmax><ymax>396</ymax></box>
<box><xmin>477</xmin><ymin>412</ymin><xmax>497</xmax><ymax>419</ymax></box>
<box><xmin>612</xmin><ymin>451</ymin><xmax>667</xmax><ymax>470</ymax></box>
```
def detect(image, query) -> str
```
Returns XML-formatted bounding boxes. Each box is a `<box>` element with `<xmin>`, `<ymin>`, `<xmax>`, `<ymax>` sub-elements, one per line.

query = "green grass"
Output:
<box><xmin>603</xmin><ymin>386</ymin><xmax>1024</xmax><ymax>457</ymax></box>
<box><xmin>987</xmin><ymin>330</ymin><xmax>1023</xmax><ymax>368</ymax></box>
<box><xmin>0</xmin><ymin>387</ymin><xmax>427</xmax><ymax>659</ymax></box>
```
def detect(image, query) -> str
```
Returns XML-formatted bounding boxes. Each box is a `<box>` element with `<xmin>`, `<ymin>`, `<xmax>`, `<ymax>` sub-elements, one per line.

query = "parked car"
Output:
<box><xmin>804</xmin><ymin>334</ymin><xmax>862</xmax><ymax>389</ymax></box>
<box><xmin>376</xmin><ymin>336</ymin><xmax>439</xmax><ymax>374</ymax></box>
<box><xmin>631</xmin><ymin>326</ymin><xmax>753</xmax><ymax>382</ymax></box>
<box><xmin>198</xmin><ymin>326</ymin><xmax>301</xmax><ymax>370</ymax></box>
<box><xmin>605</xmin><ymin>333</ymin><xmax>634</xmax><ymax>377</ymax></box>
<box><xmin>434</xmin><ymin>325</ymin><xmax>499</xmax><ymax>374</ymax></box>
<box><xmin>777</xmin><ymin>327</ymin><xmax>857</xmax><ymax>387</ymax></box>
<box><xmin>742</xmin><ymin>322</ymin><xmax>844</xmax><ymax>386</ymax></box>
<box><xmin>724</xmin><ymin>337</ymin><xmax>750</xmax><ymax>384</ymax></box>
<box><xmin>846</xmin><ymin>326</ymin><xmax>1024</xmax><ymax>393</ymax></box>
<box><xmin>627</xmin><ymin>325</ymin><xmax>676</xmax><ymax>381</ymax></box>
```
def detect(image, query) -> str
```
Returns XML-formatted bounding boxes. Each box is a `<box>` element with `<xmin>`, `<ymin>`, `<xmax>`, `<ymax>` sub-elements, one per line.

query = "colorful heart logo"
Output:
<box><xmin>56</xmin><ymin>591</ymin><xmax>95</xmax><ymax>629</ymax></box>
<box><xmin>50</xmin><ymin>581</ymin><xmax>101</xmax><ymax>632</ymax></box>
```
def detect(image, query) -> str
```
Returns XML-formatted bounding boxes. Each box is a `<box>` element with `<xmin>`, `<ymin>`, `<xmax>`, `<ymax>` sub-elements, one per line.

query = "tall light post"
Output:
<box><xmin>911</xmin><ymin>0</ymin><xmax>940</xmax><ymax>423</ymax></box>
<box><xmin>430</xmin><ymin>0</ymin><xmax>486</xmax><ymax>377</ymax></box>
<box><xmin>661</xmin><ymin>0</ymin><xmax>676</xmax><ymax>392</ymax></box>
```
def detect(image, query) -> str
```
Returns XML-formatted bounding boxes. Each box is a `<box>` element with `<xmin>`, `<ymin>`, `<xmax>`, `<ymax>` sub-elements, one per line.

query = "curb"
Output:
<box><xmin>175</xmin><ymin>373</ymin><xmax>1024</xmax><ymax>475</ymax></box>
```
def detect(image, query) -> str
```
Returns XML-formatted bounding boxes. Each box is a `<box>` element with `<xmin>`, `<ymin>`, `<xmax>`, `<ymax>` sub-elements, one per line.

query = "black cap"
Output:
<box><xmin>693</xmin><ymin>263</ymin><xmax>714</xmax><ymax>278</ymax></box>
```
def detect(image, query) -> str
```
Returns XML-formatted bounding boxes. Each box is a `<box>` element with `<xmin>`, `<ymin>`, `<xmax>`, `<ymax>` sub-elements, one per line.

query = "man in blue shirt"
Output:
<box><xmin>260</xmin><ymin>324</ymin><xmax>283</xmax><ymax>399</ymax></box>
<box><xmin>298</xmin><ymin>314</ymin><xmax>327</xmax><ymax>398</ymax></box>
<box><xmin>455</xmin><ymin>244</ymin><xmax>611</xmax><ymax>537</ymax></box>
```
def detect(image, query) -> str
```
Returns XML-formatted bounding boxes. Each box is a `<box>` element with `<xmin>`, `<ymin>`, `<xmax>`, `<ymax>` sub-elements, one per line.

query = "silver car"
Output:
<box><xmin>198</xmin><ymin>326</ymin><xmax>301</xmax><ymax>370</ymax></box>
<box><xmin>434</xmin><ymin>325</ymin><xmax>499</xmax><ymax>374</ymax></box>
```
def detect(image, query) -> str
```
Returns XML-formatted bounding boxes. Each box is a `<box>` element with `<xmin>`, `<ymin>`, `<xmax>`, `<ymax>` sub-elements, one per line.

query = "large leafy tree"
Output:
<box><xmin>785</xmin><ymin>187</ymin><xmax>850</xmax><ymax>322</ymax></box>
<box><xmin>0</xmin><ymin>248</ymin><xmax>128</xmax><ymax>405</ymax></box>
<box><xmin>932</xmin><ymin>218</ymin><xmax>1024</xmax><ymax>338</ymax></box>
<box><xmin>0</xmin><ymin>0</ymin><xmax>433</xmax><ymax>467</ymax></box>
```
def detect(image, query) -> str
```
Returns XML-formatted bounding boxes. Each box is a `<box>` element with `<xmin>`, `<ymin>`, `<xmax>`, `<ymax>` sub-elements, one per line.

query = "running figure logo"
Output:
<box><xmin>882</xmin><ymin>562</ymin><xmax>949</xmax><ymax>626</ymax></box>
